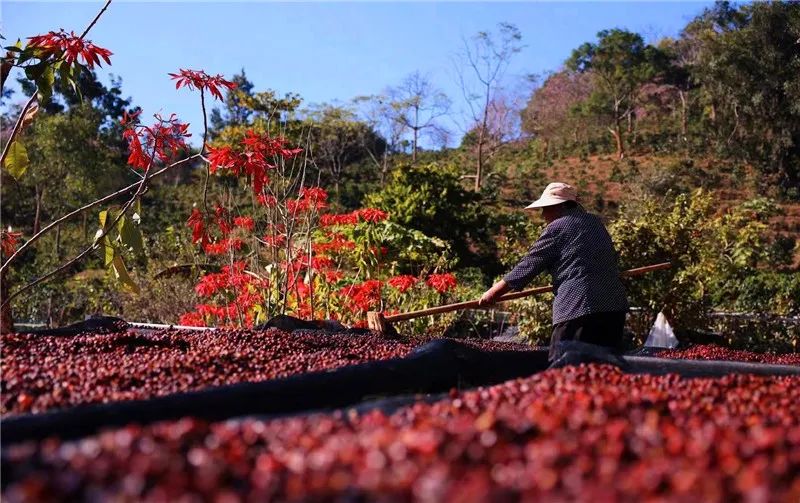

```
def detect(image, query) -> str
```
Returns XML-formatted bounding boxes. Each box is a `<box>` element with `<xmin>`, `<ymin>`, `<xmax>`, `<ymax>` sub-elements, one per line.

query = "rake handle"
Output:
<box><xmin>383</xmin><ymin>261</ymin><xmax>671</xmax><ymax>323</ymax></box>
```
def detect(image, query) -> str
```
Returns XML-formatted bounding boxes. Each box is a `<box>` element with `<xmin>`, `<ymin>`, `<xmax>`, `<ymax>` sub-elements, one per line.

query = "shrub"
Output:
<box><xmin>610</xmin><ymin>190</ymin><xmax>792</xmax><ymax>348</ymax></box>
<box><xmin>364</xmin><ymin>163</ymin><xmax>497</xmax><ymax>272</ymax></box>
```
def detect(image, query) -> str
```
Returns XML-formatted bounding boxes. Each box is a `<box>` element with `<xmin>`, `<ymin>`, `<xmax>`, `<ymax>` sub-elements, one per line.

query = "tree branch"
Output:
<box><xmin>0</xmin><ymin>93</ymin><xmax>37</xmax><ymax>167</ymax></box>
<box><xmin>2</xmin><ymin>0</ymin><xmax>114</xmax><ymax>168</ymax></box>
<box><xmin>3</xmin><ymin>159</ymin><xmax>153</xmax><ymax>309</ymax></box>
<box><xmin>79</xmin><ymin>0</ymin><xmax>113</xmax><ymax>39</ymax></box>
<box><xmin>200</xmin><ymin>89</ymin><xmax>211</xmax><ymax>214</ymax></box>
<box><xmin>0</xmin><ymin>153</ymin><xmax>200</xmax><ymax>274</ymax></box>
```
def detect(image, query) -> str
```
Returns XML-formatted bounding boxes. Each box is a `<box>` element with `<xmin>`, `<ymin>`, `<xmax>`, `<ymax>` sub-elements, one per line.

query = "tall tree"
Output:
<box><xmin>353</xmin><ymin>94</ymin><xmax>406</xmax><ymax>185</ymax></box>
<box><xmin>567</xmin><ymin>29</ymin><xmax>663</xmax><ymax>159</ymax></box>
<box><xmin>521</xmin><ymin>70</ymin><xmax>595</xmax><ymax>154</ymax></box>
<box><xmin>303</xmin><ymin>104</ymin><xmax>385</xmax><ymax>199</ymax></box>
<box><xmin>209</xmin><ymin>69</ymin><xmax>255</xmax><ymax>134</ymax></box>
<box><xmin>7</xmin><ymin>71</ymin><xmax>135</xmax><ymax>236</ymax></box>
<box><xmin>386</xmin><ymin>71</ymin><xmax>450</xmax><ymax>163</ymax></box>
<box><xmin>17</xmin><ymin>68</ymin><xmax>131</xmax><ymax>119</ymax></box>
<box><xmin>656</xmin><ymin>37</ymin><xmax>696</xmax><ymax>143</ymax></box>
<box><xmin>455</xmin><ymin>22</ymin><xmax>523</xmax><ymax>191</ymax></box>
<box><xmin>212</xmin><ymin>89</ymin><xmax>304</xmax><ymax>146</ymax></box>
<box><xmin>685</xmin><ymin>1</ymin><xmax>800</xmax><ymax>193</ymax></box>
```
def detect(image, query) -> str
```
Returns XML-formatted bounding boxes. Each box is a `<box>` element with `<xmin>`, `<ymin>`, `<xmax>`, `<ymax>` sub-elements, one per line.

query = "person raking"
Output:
<box><xmin>478</xmin><ymin>182</ymin><xmax>629</xmax><ymax>359</ymax></box>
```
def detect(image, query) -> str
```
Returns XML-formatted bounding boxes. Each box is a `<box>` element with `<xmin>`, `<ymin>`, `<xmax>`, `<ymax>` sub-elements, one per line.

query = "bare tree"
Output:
<box><xmin>484</xmin><ymin>83</ymin><xmax>528</xmax><ymax>148</ymax></box>
<box><xmin>386</xmin><ymin>71</ymin><xmax>450</xmax><ymax>163</ymax></box>
<box><xmin>353</xmin><ymin>95</ymin><xmax>405</xmax><ymax>185</ymax></box>
<box><xmin>454</xmin><ymin>22</ymin><xmax>523</xmax><ymax>191</ymax></box>
<box><xmin>521</xmin><ymin>70</ymin><xmax>595</xmax><ymax>155</ymax></box>
<box><xmin>303</xmin><ymin>104</ymin><xmax>384</xmax><ymax>198</ymax></box>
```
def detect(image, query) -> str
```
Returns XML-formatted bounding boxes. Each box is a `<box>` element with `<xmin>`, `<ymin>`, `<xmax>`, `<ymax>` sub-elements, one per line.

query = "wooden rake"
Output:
<box><xmin>367</xmin><ymin>262</ymin><xmax>672</xmax><ymax>336</ymax></box>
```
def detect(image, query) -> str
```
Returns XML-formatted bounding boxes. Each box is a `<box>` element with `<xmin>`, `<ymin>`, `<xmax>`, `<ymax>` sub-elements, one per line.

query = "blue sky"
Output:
<box><xmin>3</xmin><ymin>1</ymin><xmax>711</xmax><ymax>146</ymax></box>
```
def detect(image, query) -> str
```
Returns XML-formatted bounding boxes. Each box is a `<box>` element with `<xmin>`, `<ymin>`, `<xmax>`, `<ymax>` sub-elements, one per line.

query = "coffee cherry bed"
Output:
<box><xmin>3</xmin><ymin>364</ymin><xmax>798</xmax><ymax>502</ymax></box>
<box><xmin>1</xmin><ymin>329</ymin><xmax>531</xmax><ymax>416</ymax></box>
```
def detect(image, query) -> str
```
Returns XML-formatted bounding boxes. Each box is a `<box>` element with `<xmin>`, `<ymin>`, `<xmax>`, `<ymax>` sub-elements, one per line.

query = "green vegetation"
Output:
<box><xmin>2</xmin><ymin>1</ymin><xmax>798</xmax><ymax>350</ymax></box>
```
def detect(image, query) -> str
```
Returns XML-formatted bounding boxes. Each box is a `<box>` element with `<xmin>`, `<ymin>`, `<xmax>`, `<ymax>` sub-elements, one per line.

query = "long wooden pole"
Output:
<box><xmin>382</xmin><ymin>262</ymin><xmax>671</xmax><ymax>323</ymax></box>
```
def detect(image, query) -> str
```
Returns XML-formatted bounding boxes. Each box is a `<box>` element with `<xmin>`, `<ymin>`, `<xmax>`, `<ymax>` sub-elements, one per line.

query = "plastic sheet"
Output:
<box><xmin>549</xmin><ymin>340</ymin><xmax>630</xmax><ymax>370</ymax></box>
<box><xmin>644</xmin><ymin>311</ymin><xmax>679</xmax><ymax>348</ymax></box>
<box><xmin>19</xmin><ymin>316</ymin><xmax>128</xmax><ymax>336</ymax></box>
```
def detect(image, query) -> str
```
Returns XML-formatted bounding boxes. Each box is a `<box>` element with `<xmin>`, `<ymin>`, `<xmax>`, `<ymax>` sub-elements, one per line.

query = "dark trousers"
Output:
<box><xmin>549</xmin><ymin>310</ymin><xmax>627</xmax><ymax>360</ymax></box>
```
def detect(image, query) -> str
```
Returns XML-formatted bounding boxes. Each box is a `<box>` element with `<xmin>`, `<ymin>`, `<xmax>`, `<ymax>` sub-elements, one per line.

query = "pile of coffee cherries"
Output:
<box><xmin>659</xmin><ymin>344</ymin><xmax>800</xmax><ymax>365</ymax></box>
<box><xmin>4</xmin><ymin>364</ymin><xmax>798</xmax><ymax>501</ymax></box>
<box><xmin>1</xmin><ymin>329</ymin><xmax>533</xmax><ymax>416</ymax></box>
<box><xmin>1</xmin><ymin>329</ymin><xmax>424</xmax><ymax>415</ymax></box>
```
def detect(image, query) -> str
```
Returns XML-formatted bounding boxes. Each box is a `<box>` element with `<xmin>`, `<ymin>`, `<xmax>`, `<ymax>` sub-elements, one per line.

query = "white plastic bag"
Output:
<box><xmin>644</xmin><ymin>311</ymin><xmax>679</xmax><ymax>348</ymax></box>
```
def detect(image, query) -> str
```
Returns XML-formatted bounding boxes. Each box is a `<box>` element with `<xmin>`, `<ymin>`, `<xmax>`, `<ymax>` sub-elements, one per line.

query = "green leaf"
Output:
<box><xmin>58</xmin><ymin>59</ymin><xmax>71</xmax><ymax>88</ymax></box>
<box><xmin>16</xmin><ymin>47</ymin><xmax>35</xmax><ymax>66</ymax></box>
<box><xmin>117</xmin><ymin>214</ymin><xmax>145</xmax><ymax>256</ymax></box>
<box><xmin>23</xmin><ymin>60</ymin><xmax>46</xmax><ymax>82</ymax></box>
<box><xmin>36</xmin><ymin>64</ymin><xmax>54</xmax><ymax>103</ymax></box>
<box><xmin>98</xmin><ymin>209</ymin><xmax>109</xmax><ymax>228</ymax></box>
<box><xmin>252</xmin><ymin>304</ymin><xmax>265</xmax><ymax>325</ymax></box>
<box><xmin>57</xmin><ymin>62</ymin><xmax>81</xmax><ymax>99</ymax></box>
<box><xmin>2</xmin><ymin>139</ymin><xmax>29</xmax><ymax>178</ymax></box>
<box><xmin>111</xmin><ymin>255</ymin><xmax>140</xmax><ymax>294</ymax></box>
<box><xmin>103</xmin><ymin>236</ymin><xmax>115</xmax><ymax>267</ymax></box>
<box><xmin>98</xmin><ymin>208</ymin><xmax>122</xmax><ymax>232</ymax></box>
<box><xmin>95</xmin><ymin>209</ymin><xmax>116</xmax><ymax>246</ymax></box>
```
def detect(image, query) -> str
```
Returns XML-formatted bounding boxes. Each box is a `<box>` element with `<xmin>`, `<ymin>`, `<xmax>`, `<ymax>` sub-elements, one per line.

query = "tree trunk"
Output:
<box><xmin>611</xmin><ymin>119</ymin><xmax>625</xmax><ymax>160</ymax></box>
<box><xmin>33</xmin><ymin>185</ymin><xmax>44</xmax><ymax>235</ymax></box>
<box><xmin>55</xmin><ymin>224</ymin><xmax>61</xmax><ymax>259</ymax></box>
<box><xmin>380</xmin><ymin>152</ymin><xmax>388</xmax><ymax>186</ymax></box>
<box><xmin>412</xmin><ymin>105</ymin><xmax>419</xmax><ymax>163</ymax></box>
<box><xmin>0</xmin><ymin>269</ymin><xmax>13</xmax><ymax>334</ymax></box>
<box><xmin>474</xmin><ymin>83</ymin><xmax>492</xmax><ymax>192</ymax></box>
<box><xmin>679</xmin><ymin>89</ymin><xmax>688</xmax><ymax>139</ymax></box>
<box><xmin>612</xmin><ymin>97</ymin><xmax>625</xmax><ymax>159</ymax></box>
<box><xmin>47</xmin><ymin>294</ymin><xmax>53</xmax><ymax>328</ymax></box>
<box><xmin>475</xmin><ymin>132</ymin><xmax>484</xmax><ymax>192</ymax></box>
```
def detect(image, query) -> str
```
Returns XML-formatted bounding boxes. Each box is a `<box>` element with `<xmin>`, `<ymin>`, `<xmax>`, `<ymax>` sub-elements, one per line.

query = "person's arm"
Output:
<box><xmin>478</xmin><ymin>279</ymin><xmax>509</xmax><ymax>306</ymax></box>
<box><xmin>479</xmin><ymin>225</ymin><xmax>560</xmax><ymax>306</ymax></box>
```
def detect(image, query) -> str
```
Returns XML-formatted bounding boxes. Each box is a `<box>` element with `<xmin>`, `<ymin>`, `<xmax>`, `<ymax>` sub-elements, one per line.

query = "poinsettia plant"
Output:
<box><xmin>0</xmin><ymin>0</ymin><xmax>464</xmax><ymax>333</ymax></box>
<box><xmin>0</xmin><ymin>0</ymin><xmax>233</xmax><ymax>331</ymax></box>
<box><xmin>177</xmin><ymin>129</ymin><xmax>461</xmax><ymax>329</ymax></box>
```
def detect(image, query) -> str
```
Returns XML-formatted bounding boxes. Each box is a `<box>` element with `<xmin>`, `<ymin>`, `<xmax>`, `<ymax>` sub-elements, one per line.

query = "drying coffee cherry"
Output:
<box><xmin>1</xmin><ymin>329</ymin><xmax>535</xmax><ymax>416</ymax></box>
<box><xmin>659</xmin><ymin>344</ymin><xmax>800</xmax><ymax>365</ymax></box>
<box><xmin>3</xmin><ymin>364</ymin><xmax>799</xmax><ymax>502</ymax></box>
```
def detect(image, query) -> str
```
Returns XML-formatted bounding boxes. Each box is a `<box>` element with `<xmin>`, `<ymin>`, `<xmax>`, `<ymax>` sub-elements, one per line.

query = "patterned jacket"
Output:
<box><xmin>503</xmin><ymin>206</ymin><xmax>629</xmax><ymax>324</ymax></box>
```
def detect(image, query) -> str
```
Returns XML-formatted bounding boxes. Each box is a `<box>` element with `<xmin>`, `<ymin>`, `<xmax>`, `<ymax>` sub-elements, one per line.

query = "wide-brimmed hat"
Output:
<box><xmin>525</xmin><ymin>182</ymin><xmax>578</xmax><ymax>209</ymax></box>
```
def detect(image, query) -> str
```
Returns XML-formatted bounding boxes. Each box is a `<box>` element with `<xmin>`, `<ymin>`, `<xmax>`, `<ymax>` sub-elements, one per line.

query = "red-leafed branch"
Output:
<box><xmin>0</xmin><ymin>0</ymin><xmax>114</xmax><ymax>169</ymax></box>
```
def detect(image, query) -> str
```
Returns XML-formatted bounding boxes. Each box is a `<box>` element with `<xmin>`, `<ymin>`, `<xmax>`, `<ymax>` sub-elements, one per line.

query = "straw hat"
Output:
<box><xmin>525</xmin><ymin>182</ymin><xmax>578</xmax><ymax>209</ymax></box>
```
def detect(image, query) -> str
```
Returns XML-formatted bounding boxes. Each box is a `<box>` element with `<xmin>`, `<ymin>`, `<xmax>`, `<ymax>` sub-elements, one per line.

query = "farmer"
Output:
<box><xmin>478</xmin><ymin>182</ymin><xmax>628</xmax><ymax>359</ymax></box>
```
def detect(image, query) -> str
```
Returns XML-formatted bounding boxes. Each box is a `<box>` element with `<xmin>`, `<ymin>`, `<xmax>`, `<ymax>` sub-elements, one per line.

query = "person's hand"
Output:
<box><xmin>478</xmin><ymin>289</ymin><xmax>497</xmax><ymax>307</ymax></box>
<box><xmin>478</xmin><ymin>279</ymin><xmax>509</xmax><ymax>307</ymax></box>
